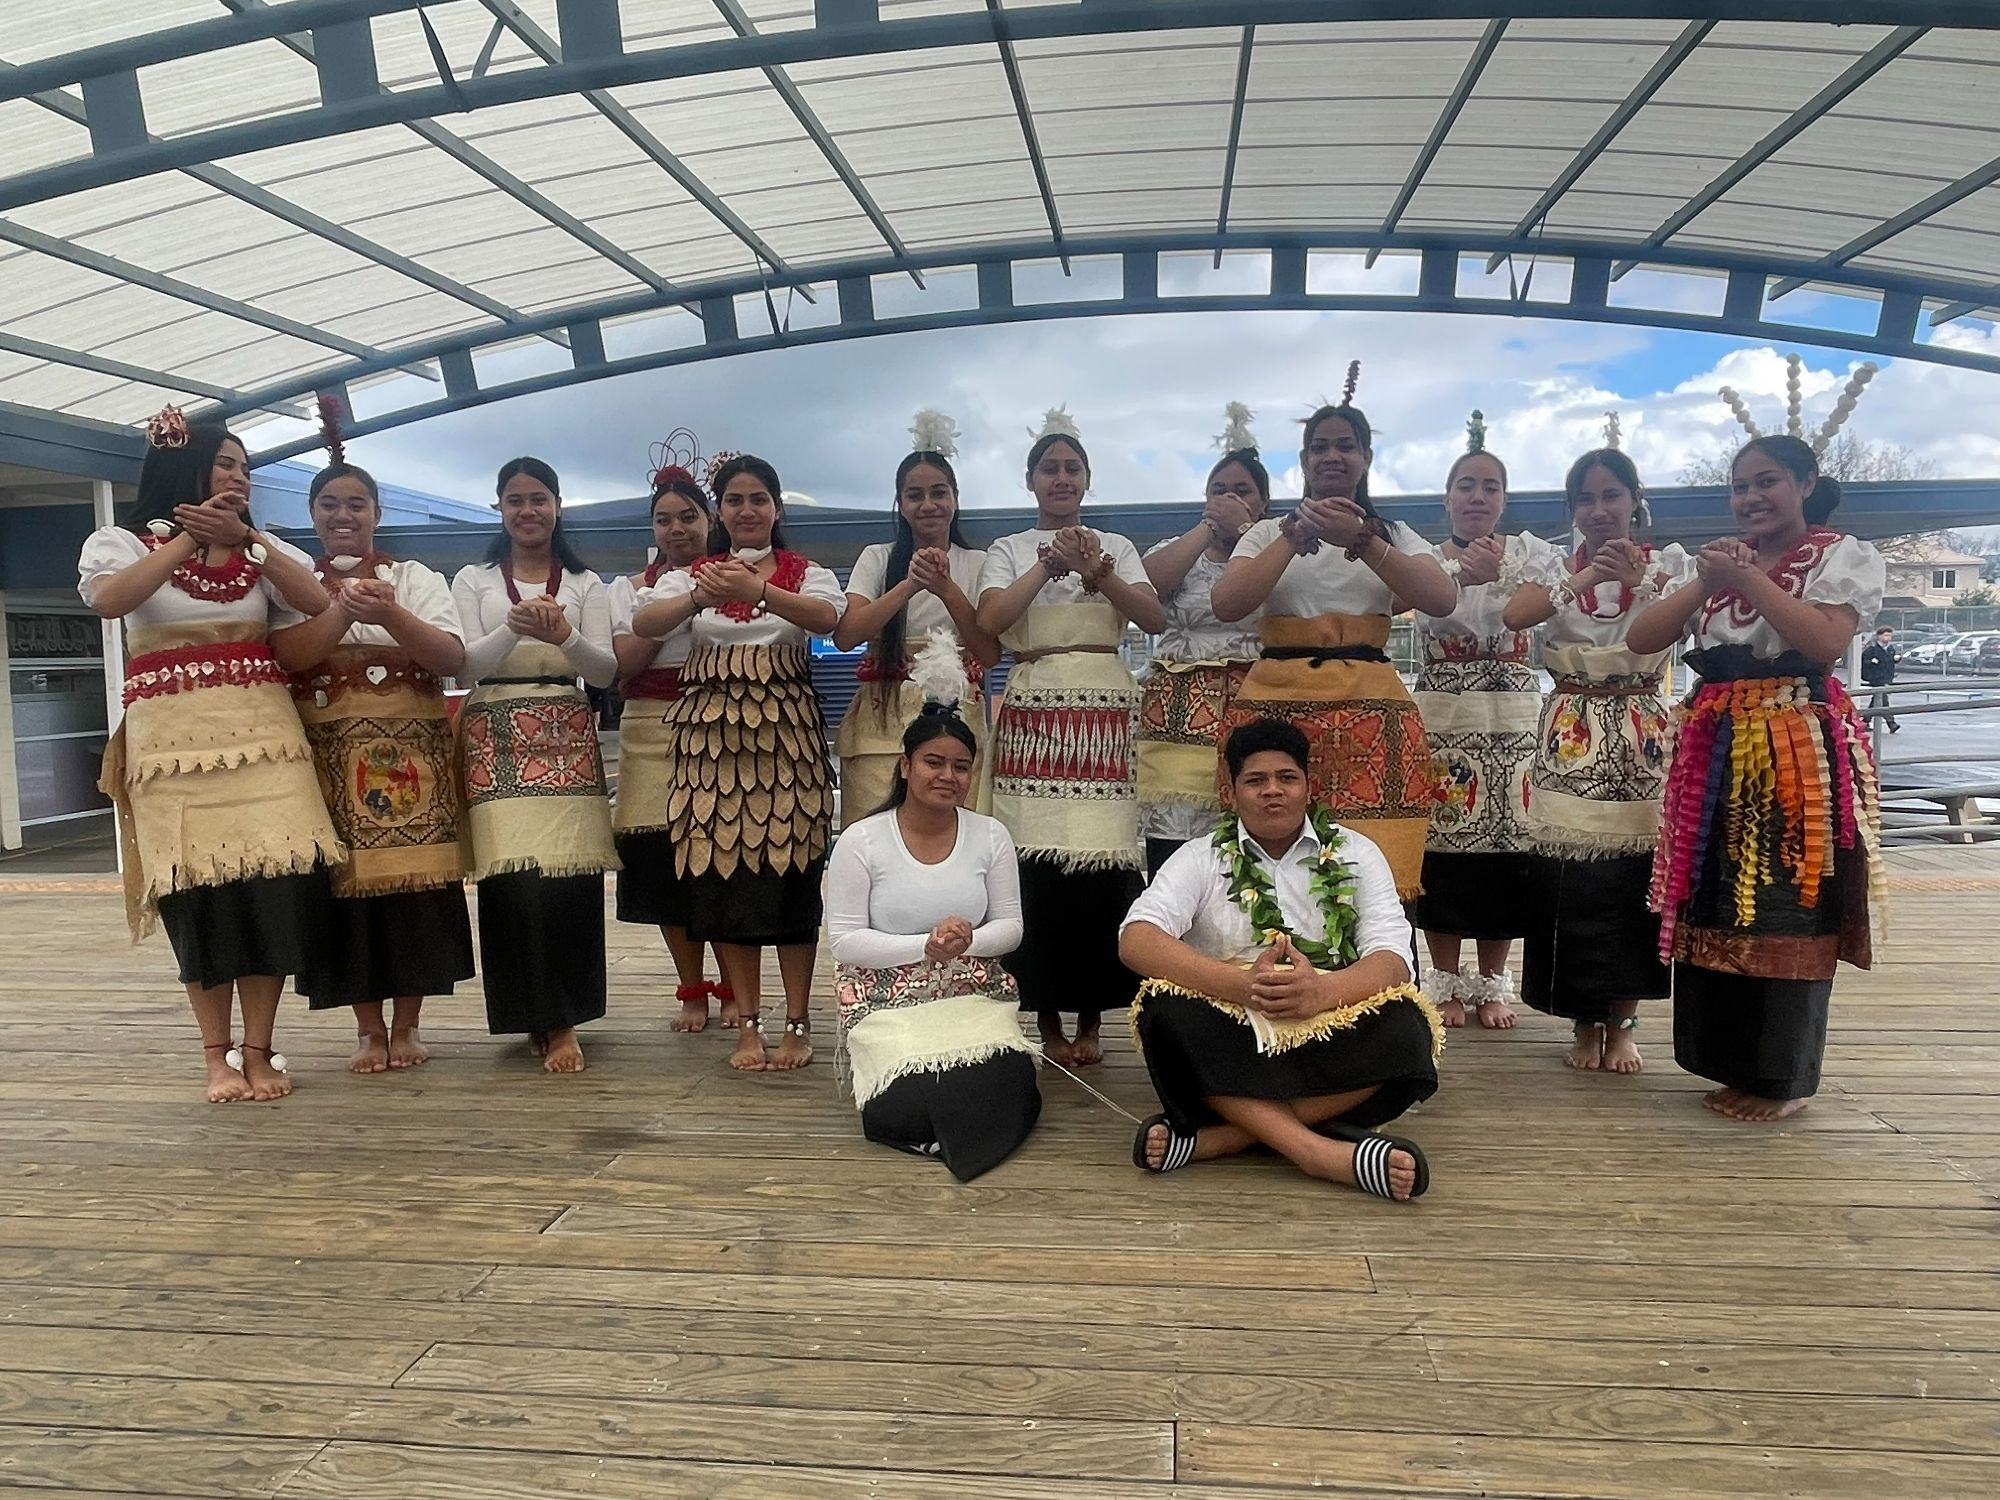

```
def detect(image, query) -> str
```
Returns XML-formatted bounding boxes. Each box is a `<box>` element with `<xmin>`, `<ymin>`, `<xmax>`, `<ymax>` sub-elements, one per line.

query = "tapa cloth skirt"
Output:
<box><xmin>1133</xmin><ymin>985</ymin><xmax>1440</xmax><ymax>1135</ymax></box>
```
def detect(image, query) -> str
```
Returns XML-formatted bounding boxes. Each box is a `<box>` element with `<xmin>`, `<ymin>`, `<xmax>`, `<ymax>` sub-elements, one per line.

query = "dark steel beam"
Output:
<box><xmin>987</xmin><ymin>0</ymin><xmax>1065</xmax><ymax>273</ymax></box>
<box><xmin>1212</xmin><ymin>27</ymin><xmax>1257</xmax><ymax>270</ymax></box>
<box><xmin>0</xmin><ymin>329</ymin><xmax>299</xmax><ymax>414</ymax></box>
<box><xmin>1367</xmin><ymin>18</ymin><xmax>1505</xmax><ymax>268</ymax></box>
<box><xmin>1612</xmin><ymin>25</ymin><xmax>1926</xmax><ymax>276</ymax></box>
<box><xmin>1769</xmin><ymin>154</ymin><xmax>2000</xmax><ymax>300</ymax></box>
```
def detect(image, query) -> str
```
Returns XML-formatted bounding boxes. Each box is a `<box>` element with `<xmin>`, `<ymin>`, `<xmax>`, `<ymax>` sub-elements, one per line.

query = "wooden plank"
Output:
<box><xmin>0</xmin><ymin>1428</ymin><xmax>322</xmax><ymax>1498</ymax></box>
<box><xmin>0</xmin><ymin>1327</ymin><xmax>428</xmax><ymax>1386</ymax></box>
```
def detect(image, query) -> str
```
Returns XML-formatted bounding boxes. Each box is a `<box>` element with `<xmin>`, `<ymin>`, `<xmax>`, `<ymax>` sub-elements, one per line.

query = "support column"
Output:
<box><xmin>94</xmin><ymin>478</ymin><xmax>124</xmax><ymax>872</ymax></box>
<box><xmin>0</xmin><ymin>588</ymin><xmax>18</xmax><ymax>850</ymax></box>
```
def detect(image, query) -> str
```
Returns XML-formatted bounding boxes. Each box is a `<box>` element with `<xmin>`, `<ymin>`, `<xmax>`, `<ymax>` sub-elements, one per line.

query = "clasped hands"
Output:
<box><xmin>1041</xmin><ymin>525</ymin><xmax>1104</xmax><ymax>578</ymax></box>
<box><xmin>1285</xmin><ymin>496</ymin><xmax>1371</xmax><ymax>551</ymax></box>
<box><xmin>692</xmin><ymin>558</ymin><xmax>765</xmax><ymax>609</ymax></box>
<box><xmin>505</xmin><ymin>595</ymin><xmax>572</xmax><ymax>644</ymax></box>
<box><xmin>327</xmin><ymin>577</ymin><xmax>401</xmax><ymax>627</ymax></box>
<box><xmin>1695</xmin><ymin>537</ymin><xmax>1760</xmax><ymax>595</ymax></box>
<box><xmin>172</xmin><ymin>495</ymin><xmax>253</xmax><ymax>550</ymax></box>
<box><xmin>924</xmin><ymin>916</ymin><xmax>975</xmax><ymax>964</ymax></box>
<box><xmin>906</xmin><ymin>546</ymin><xmax>957</xmax><ymax>597</ymax></box>
<box><xmin>1241</xmin><ymin>933</ymin><xmax>1332</xmax><ymax>1020</ymax></box>
<box><xmin>1454</xmin><ymin>535</ymin><xmax>1507</xmax><ymax>587</ymax></box>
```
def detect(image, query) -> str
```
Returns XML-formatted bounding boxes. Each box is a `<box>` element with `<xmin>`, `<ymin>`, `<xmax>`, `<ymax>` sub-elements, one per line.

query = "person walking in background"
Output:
<box><xmin>1861</xmin><ymin>625</ymin><xmax>1900</xmax><ymax>733</ymax></box>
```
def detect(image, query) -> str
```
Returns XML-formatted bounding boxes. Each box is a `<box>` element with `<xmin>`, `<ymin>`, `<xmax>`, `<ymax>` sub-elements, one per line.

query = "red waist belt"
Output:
<box><xmin>124</xmin><ymin>640</ymin><xmax>287</xmax><ymax>706</ymax></box>
<box><xmin>623</xmin><ymin>666</ymin><xmax>684</xmax><ymax>701</ymax></box>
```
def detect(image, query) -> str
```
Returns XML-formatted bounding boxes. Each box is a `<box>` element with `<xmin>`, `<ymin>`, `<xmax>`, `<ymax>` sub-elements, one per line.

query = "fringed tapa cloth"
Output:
<box><xmin>662</xmin><ymin>642</ymin><xmax>832</xmax><ymax>879</ymax></box>
<box><xmin>103</xmin><ymin>621</ymin><xmax>346</xmax><ymax>941</ymax></box>
<box><xmin>457</xmin><ymin>641</ymin><xmax>617</xmax><ymax>884</ymax></box>
<box><xmin>1224</xmin><ymin>613</ymin><xmax>1432</xmax><ymax>898</ymax></box>
<box><xmin>1650</xmin><ymin>646</ymin><xmax>1883</xmax><ymax>980</ymax></box>
<box><xmin>1414</xmin><ymin>630</ymin><xmax>1539</xmax><ymax>857</ymax></box>
<box><xmin>612</xmin><ymin>668</ymin><xmax>681</xmax><ymax>835</ymax></box>
<box><xmin>835</xmin><ymin>636</ymin><xmax>989</xmax><ymax>824</ymax></box>
<box><xmin>1130</xmin><ymin>978</ymin><xmax>1444</xmax><ymax>1059</ymax></box>
<box><xmin>293</xmin><ymin>644</ymin><xmax>463</xmax><ymax>897</ymax></box>
<box><xmin>990</xmin><ymin>602</ymin><xmax>1141</xmax><ymax>872</ymax></box>
<box><xmin>1136</xmin><ymin>658</ymin><xmax>1251</xmax><ymax>813</ymax></box>
<box><xmin>1526</xmin><ymin>642</ymin><xmax>1673</xmax><ymax>859</ymax></box>
<box><xmin>834</xmin><ymin>955</ymin><xmax>1032</xmax><ymax>1108</ymax></box>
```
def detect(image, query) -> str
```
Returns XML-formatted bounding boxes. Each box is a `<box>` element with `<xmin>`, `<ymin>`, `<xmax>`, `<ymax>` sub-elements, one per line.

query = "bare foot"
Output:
<box><xmin>349</xmin><ymin>1031</ymin><xmax>390</xmax><ymax>1074</ymax></box>
<box><xmin>1308</xmin><ymin>1136</ymin><xmax>1420</xmax><ymax>1202</ymax></box>
<box><xmin>1475</xmin><ymin>996</ymin><xmax>1517</xmax><ymax>1030</ymax></box>
<box><xmin>728</xmin><ymin>1023</ymin><xmax>768</xmax><ymax>1072</ymax></box>
<box><xmin>239</xmin><ymin>1045</ymin><xmax>293</xmax><ymax>1101</ymax></box>
<box><xmin>1601</xmin><ymin>1025</ymin><xmax>1643</xmax><ymax>1075</ymax></box>
<box><xmin>1437</xmin><ymin>998</ymin><xmax>1467</xmax><ymax>1029</ymax></box>
<box><xmin>1564</xmin><ymin>1024</ymin><xmax>1604</xmax><ymax>1072</ymax></box>
<box><xmin>203</xmin><ymin>1046</ymin><xmax>253</xmax><ymax>1104</ymax></box>
<box><xmin>542</xmin><ymin>1028</ymin><xmax>586</xmax><ymax>1074</ymax></box>
<box><xmin>1039</xmin><ymin>1024</ymin><xmax>1077</xmax><ymax>1069</ymax></box>
<box><xmin>1071</xmin><ymin>1025</ymin><xmax>1104</xmax><ymax>1067</ymax></box>
<box><xmin>388</xmin><ymin>1028</ymin><xmax>429</xmax><ymax>1069</ymax></box>
<box><xmin>1702</xmin><ymin>1086</ymin><xmax>1742</xmax><ymax>1115</ymax></box>
<box><xmin>717</xmin><ymin>987</ymin><xmax>740</xmax><ymax>1030</ymax></box>
<box><xmin>768</xmin><ymin>1023</ymin><xmax>813</xmax><ymax>1071</ymax></box>
<box><xmin>672</xmin><ymin>987</ymin><xmax>709</xmax><ymax>1033</ymax></box>
<box><xmin>529</xmin><ymin>1032</ymin><xmax>550</xmax><ymax>1057</ymax></box>
<box><xmin>1723</xmin><ymin>1091</ymin><xmax>1808</xmax><ymax>1123</ymax></box>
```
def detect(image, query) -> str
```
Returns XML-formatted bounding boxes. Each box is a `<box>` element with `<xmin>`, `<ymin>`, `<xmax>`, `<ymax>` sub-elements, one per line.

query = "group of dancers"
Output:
<box><xmin>79</xmin><ymin>371</ymin><xmax>1886</xmax><ymax>1202</ymax></box>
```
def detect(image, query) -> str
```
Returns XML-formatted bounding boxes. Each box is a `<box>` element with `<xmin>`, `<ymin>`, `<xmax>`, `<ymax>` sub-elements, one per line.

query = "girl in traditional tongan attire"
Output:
<box><xmin>1631</xmin><ymin>436</ymin><xmax>1885</xmax><ymax>1122</ymax></box>
<box><xmin>1502</xmin><ymin>448</ymin><xmax>1689</xmax><ymax>1074</ymax></box>
<box><xmin>633</xmin><ymin>454</ymin><xmax>845</xmax><ymax>1073</ymax></box>
<box><xmin>610</xmin><ymin>436</ymin><xmax>727</xmax><ymax>1032</ymax></box>
<box><xmin>1408</xmin><ymin>419</ymin><xmax>1562</xmax><ymax>1029</ymax></box>
<box><xmin>1211</xmin><ymin>367</ymin><xmax>1460</xmax><ymax>898</ymax></box>
<box><xmin>976</xmin><ymin>410</ymin><xmax>1166</xmax><ymax>1068</ymax></box>
<box><xmin>80</xmin><ymin>410</ymin><xmax>344</xmax><ymax>1103</ymax></box>
<box><xmin>833</xmin><ymin>410</ymin><xmax>999</xmax><ymax>824</ymax></box>
<box><xmin>1135</xmin><ymin>404</ymin><xmax>1267</xmax><ymax>877</ymax></box>
<box><xmin>290</xmin><ymin>412</ymin><xmax>474</xmax><ymax>1073</ymax></box>
<box><xmin>826</xmin><ymin>638</ymin><xmax>1040</xmax><ymax>1181</ymax></box>
<box><xmin>451</xmin><ymin>457</ymin><xmax>619</xmax><ymax>1075</ymax></box>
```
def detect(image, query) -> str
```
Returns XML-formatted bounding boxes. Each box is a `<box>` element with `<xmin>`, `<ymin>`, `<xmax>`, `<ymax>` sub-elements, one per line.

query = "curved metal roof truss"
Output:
<box><xmin>0</xmin><ymin>2</ymin><xmax>1995</xmax><ymax>456</ymax></box>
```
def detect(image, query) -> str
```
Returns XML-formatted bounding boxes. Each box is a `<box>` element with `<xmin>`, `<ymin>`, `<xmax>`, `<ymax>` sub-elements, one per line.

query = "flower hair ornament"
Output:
<box><xmin>1339</xmin><ymin>359</ymin><xmax>1361</xmax><ymax>408</ymax></box>
<box><xmin>704</xmin><ymin>448</ymin><xmax>743</xmax><ymax>495</ymax></box>
<box><xmin>649</xmin><ymin>427</ymin><xmax>705</xmax><ymax>494</ymax></box>
<box><xmin>1603</xmin><ymin>410</ymin><xmax>1623</xmax><ymax>451</ymax></box>
<box><xmin>1464</xmin><ymin>408</ymin><xmax>1487</xmax><ymax>454</ymax></box>
<box><xmin>910</xmin><ymin>629</ymin><xmax>971</xmax><ymax>715</ymax></box>
<box><xmin>909</xmin><ymin>408</ymin><xmax>960</xmax><ymax>459</ymax></box>
<box><xmin>1216</xmin><ymin>401</ymin><xmax>1258</xmax><ymax>455</ymax></box>
<box><xmin>316</xmin><ymin>391</ymin><xmax>347</xmax><ymax>466</ymax></box>
<box><xmin>1718</xmin><ymin>355</ymin><xmax>1878</xmax><ymax>458</ymax></box>
<box><xmin>1030</xmin><ymin>405</ymin><xmax>1082</xmax><ymax>442</ymax></box>
<box><xmin>145</xmin><ymin>404</ymin><xmax>190</xmax><ymax>450</ymax></box>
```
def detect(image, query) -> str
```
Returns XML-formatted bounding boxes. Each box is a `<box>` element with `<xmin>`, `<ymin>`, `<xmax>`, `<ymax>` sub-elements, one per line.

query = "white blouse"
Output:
<box><xmin>78</xmin><ymin>526</ymin><xmax>315</xmax><ymax>629</ymax></box>
<box><xmin>977</xmin><ymin>527</ymin><xmax>1151</xmax><ymax>603</ymax></box>
<box><xmin>1423</xmin><ymin>532</ymin><xmax>1562</xmax><ymax>641</ymax></box>
<box><xmin>825</xmin><ymin>808</ymin><xmax>1024</xmax><ymax>969</ymax></box>
<box><xmin>318</xmin><ymin>556</ymin><xmax>462</xmax><ymax>650</ymax></box>
<box><xmin>636</xmin><ymin>555</ymin><xmax>847</xmax><ymax>650</ymax></box>
<box><xmin>1230</xmin><ymin>516</ymin><xmax>1434</xmax><ymax>618</ymax></box>
<box><xmin>1538</xmin><ymin>543</ymin><xmax>1697</xmax><ymax>650</ymax></box>
<box><xmin>1121</xmin><ymin>819</ymin><xmax>1413</xmax><ymax>970</ymax></box>
<box><xmin>450</xmin><ymin>562</ymin><xmax>618</xmax><ymax>688</ymax></box>
<box><xmin>846</xmin><ymin>542</ymin><xmax>989</xmax><ymax>641</ymax></box>
<box><xmin>609</xmin><ymin>571</ymin><xmax>693</xmax><ymax>670</ymax></box>
<box><xmin>1689</xmin><ymin>532</ymin><xmax>1886</xmax><ymax>659</ymax></box>
<box><xmin>1145</xmin><ymin>543</ymin><xmax>1262</xmax><ymax>661</ymax></box>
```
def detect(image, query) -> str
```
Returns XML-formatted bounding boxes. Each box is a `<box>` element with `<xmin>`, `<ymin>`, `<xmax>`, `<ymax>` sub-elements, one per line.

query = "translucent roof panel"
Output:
<box><xmin>1</xmin><ymin>5</ymin><xmax>1996</xmax><ymax>434</ymax></box>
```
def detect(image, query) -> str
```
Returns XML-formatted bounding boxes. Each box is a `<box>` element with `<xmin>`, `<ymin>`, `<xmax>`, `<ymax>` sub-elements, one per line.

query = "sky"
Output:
<box><xmin>244</xmin><ymin>263</ymin><xmax>2000</xmax><ymax>518</ymax></box>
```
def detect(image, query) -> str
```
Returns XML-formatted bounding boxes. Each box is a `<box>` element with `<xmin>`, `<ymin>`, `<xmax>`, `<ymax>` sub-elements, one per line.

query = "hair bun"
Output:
<box><xmin>1806</xmin><ymin>473</ymin><xmax>1843</xmax><ymax>524</ymax></box>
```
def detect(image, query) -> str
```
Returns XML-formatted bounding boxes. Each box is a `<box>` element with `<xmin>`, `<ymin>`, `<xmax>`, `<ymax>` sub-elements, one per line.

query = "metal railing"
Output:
<box><xmin>1850</xmin><ymin>672</ymin><xmax>2000</xmax><ymax>844</ymax></box>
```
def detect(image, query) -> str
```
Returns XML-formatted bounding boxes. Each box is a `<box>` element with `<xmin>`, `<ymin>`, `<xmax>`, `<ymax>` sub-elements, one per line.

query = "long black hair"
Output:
<box><xmin>126</xmin><ymin>423</ymin><xmax>249</xmax><ymax>532</ymax></box>
<box><xmin>1300</xmin><ymin>402</ymin><xmax>1399</xmax><ymax>535</ymax></box>
<box><xmin>873</xmin><ymin>449</ymin><xmax>973</xmax><ymax>672</ymax></box>
<box><xmin>1735</xmin><ymin>435</ymin><xmax>1843</xmax><ymax>525</ymax></box>
<box><xmin>873</xmin><ymin>704</ymin><xmax>979</xmax><ymax>816</ymax></box>
<box><xmin>484</xmin><ymin>455</ymin><xmax>591</xmax><ymax>572</ymax></box>
<box><xmin>708</xmin><ymin>453</ymin><xmax>790</xmax><ymax>555</ymax></box>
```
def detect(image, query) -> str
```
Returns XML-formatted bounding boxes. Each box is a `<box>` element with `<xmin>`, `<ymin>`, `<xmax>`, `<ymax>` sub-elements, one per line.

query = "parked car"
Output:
<box><xmin>1904</xmin><ymin>633</ymin><xmax>1968</xmax><ymax>668</ymax></box>
<box><xmin>1902</xmin><ymin>623</ymin><xmax>1955</xmax><ymax>645</ymax></box>
<box><xmin>1947</xmin><ymin>632</ymin><xmax>2000</xmax><ymax>669</ymax></box>
<box><xmin>1978</xmin><ymin>636</ymin><xmax>2000</xmax><ymax>671</ymax></box>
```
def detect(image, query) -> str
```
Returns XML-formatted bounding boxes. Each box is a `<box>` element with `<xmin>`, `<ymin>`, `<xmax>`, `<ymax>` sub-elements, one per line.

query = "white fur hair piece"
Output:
<box><xmin>910</xmin><ymin>628</ymin><xmax>970</xmax><ymax>710</ymax></box>
<box><xmin>909</xmin><ymin>408</ymin><xmax>960</xmax><ymax>459</ymax></box>
<box><xmin>1216</xmin><ymin>401</ymin><xmax>1258</xmax><ymax>454</ymax></box>
<box><xmin>1032</xmin><ymin>405</ymin><xmax>1082</xmax><ymax>441</ymax></box>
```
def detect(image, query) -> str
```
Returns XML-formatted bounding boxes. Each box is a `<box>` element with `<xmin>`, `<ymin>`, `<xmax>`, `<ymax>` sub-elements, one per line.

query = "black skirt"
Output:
<box><xmin>860</xmin><ymin>1051</ymin><xmax>1043</xmax><ymax>1182</ymax></box>
<box><xmin>1006</xmin><ymin>857</ymin><xmax>1142</xmax><ymax>1021</ymax></box>
<box><xmin>296</xmin><ymin>884</ymin><xmax>476</xmax><ymax>1010</ymax></box>
<box><xmin>1136</xmin><ymin>990</ymin><xmax>1438</xmax><ymax>1136</ymax></box>
<box><xmin>684</xmin><ymin>858</ymin><xmax>824</xmax><ymax>947</ymax></box>
<box><xmin>156</xmin><ymin>866</ymin><xmax>333</xmax><ymax>990</ymax></box>
<box><xmin>1672</xmin><ymin>965</ymin><xmax>1833</xmax><ymax>1101</ymax></box>
<box><xmin>613</xmin><ymin>830</ymin><xmax>690</xmax><ymax>927</ymax></box>
<box><xmin>475</xmin><ymin>869</ymin><xmax>607</xmax><ymax>1035</ymax></box>
<box><xmin>1519</xmin><ymin>852</ymin><xmax>1670</xmax><ymax>1022</ymax></box>
<box><xmin>1409</xmin><ymin>850</ymin><xmax>1536</xmax><ymax>938</ymax></box>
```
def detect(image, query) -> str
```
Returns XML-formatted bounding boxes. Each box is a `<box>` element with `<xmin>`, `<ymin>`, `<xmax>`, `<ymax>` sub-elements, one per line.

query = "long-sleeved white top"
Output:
<box><xmin>320</xmin><ymin>557</ymin><xmax>462</xmax><ymax>648</ymax></box>
<box><xmin>824</xmin><ymin>807</ymin><xmax>1024</xmax><ymax>968</ymax></box>
<box><xmin>450</xmin><ymin>562</ymin><xmax>617</xmax><ymax>687</ymax></box>
<box><xmin>636</xmin><ymin>557</ymin><xmax>847</xmax><ymax>649</ymax></box>
<box><xmin>1121</xmin><ymin>817</ymin><xmax>1413</xmax><ymax>971</ymax></box>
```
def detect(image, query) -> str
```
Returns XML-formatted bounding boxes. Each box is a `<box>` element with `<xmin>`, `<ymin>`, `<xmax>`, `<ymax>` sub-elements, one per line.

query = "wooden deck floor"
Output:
<box><xmin>0</xmin><ymin>851</ymin><xmax>1996</xmax><ymax>1499</ymax></box>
